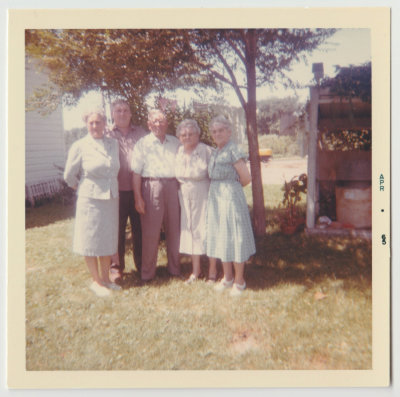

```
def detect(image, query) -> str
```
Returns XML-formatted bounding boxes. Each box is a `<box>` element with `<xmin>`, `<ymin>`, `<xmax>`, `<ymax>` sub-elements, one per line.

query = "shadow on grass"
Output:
<box><xmin>26</xmin><ymin>200</ymin><xmax>372</xmax><ymax>293</ymax></box>
<box><xmin>25</xmin><ymin>201</ymin><xmax>76</xmax><ymax>229</ymax></box>
<box><xmin>118</xmin><ymin>244</ymin><xmax>200</xmax><ymax>289</ymax></box>
<box><xmin>246</xmin><ymin>232</ymin><xmax>371</xmax><ymax>292</ymax></box>
<box><xmin>119</xmin><ymin>231</ymin><xmax>371</xmax><ymax>292</ymax></box>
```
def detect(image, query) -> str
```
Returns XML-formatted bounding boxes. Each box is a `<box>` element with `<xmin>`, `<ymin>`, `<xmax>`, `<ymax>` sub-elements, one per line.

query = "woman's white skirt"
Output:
<box><xmin>73</xmin><ymin>195</ymin><xmax>118</xmax><ymax>256</ymax></box>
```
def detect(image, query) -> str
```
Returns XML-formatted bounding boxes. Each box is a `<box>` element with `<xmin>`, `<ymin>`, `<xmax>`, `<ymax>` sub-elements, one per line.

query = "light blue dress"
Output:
<box><xmin>206</xmin><ymin>140</ymin><xmax>256</xmax><ymax>263</ymax></box>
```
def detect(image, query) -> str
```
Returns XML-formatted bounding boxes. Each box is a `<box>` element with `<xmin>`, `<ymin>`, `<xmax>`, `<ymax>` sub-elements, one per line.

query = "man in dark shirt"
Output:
<box><xmin>107</xmin><ymin>99</ymin><xmax>147</xmax><ymax>281</ymax></box>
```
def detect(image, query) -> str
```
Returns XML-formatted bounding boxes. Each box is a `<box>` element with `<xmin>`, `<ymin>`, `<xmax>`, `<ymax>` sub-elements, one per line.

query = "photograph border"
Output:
<box><xmin>7</xmin><ymin>6</ymin><xmax>391</xmax><ymax>389</ymax></box>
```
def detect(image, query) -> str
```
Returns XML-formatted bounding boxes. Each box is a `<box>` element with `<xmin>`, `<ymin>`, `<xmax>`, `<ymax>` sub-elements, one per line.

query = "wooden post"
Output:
<box><xmin>306</xmin><ymin>86</ymin><xmax>319</xmax><ymax>229</ymax></box>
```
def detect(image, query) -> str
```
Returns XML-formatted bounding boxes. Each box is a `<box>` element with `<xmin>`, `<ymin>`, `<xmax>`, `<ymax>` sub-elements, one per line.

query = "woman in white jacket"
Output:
<box><xmin>64</xmin><ymin>109</ymin><xmax>120</xmax><ymax>296</ymax></box>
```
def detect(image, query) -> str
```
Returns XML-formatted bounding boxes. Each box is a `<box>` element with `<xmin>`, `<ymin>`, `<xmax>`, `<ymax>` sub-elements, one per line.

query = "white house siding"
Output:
<box><xmin>25</xmin><ymin>58</ymin><xmax>65</xmax><ymax>205</ymax></box>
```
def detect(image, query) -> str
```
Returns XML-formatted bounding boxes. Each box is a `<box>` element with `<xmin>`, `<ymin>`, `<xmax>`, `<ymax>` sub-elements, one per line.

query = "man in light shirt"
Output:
<box><xmin>131</xmin><ymin>109</ymin><xmax>181</xmax><ymax>281</ymax></box>
<box><xmin>106</xmin><ymin>99</ymin><xmax>146</xmax><ymax>282</ymax></box>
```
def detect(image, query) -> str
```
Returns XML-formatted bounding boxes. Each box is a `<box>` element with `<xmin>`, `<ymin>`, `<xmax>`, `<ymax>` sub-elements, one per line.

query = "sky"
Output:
<box><xmin>62</xmin><ymin>28</ymin><xmax>371</xmax><ymax>130</ymax></box>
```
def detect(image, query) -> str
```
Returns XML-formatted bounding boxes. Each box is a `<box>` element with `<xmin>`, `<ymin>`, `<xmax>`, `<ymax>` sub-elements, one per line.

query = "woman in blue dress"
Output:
<box><xmin>206</xmin><ymin>115</ymin><xmax>256</xmax><ymax>296</ymax></box>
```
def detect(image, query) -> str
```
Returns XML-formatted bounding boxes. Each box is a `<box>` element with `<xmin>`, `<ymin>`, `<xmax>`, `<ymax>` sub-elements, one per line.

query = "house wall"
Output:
<box><xmin>25</xmin><ymin>58</ymin><xmax>65</xmax><ymax>205</ymax></box>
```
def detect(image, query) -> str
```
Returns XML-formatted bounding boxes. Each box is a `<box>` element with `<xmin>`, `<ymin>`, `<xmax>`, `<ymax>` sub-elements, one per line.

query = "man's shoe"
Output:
<box><xmin>109</xmin><ymin>267</ymin><xmax>122</xmax><ymax>283</ymax></box>
<box><xmin>105</xmin><ymin>282</ymin><xmax>122</xmax><ymax>291</ymax></box>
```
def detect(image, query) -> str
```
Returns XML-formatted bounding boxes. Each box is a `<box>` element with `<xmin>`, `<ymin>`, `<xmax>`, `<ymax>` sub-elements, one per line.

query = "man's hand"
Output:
<box><xmin>133</xmin><ymin>172</ymin><xmax>145</xmax><ymax>214</ymax></box>
<box><xmin>135</xmin><ymin>196</ymin><xmax>145</xmax><ymax>215</ymax></box>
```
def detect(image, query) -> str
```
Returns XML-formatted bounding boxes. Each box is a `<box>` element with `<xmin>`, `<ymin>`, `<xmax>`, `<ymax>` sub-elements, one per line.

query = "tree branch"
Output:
<box><xmin>225</xmin><ymin>36</ymin><xmax>246</xmax><ymax>65</ymax></box>
<box><xmin>210</xmin><ymin>42</ymin><xmax>247</xmax><ymax>111</ymax></box>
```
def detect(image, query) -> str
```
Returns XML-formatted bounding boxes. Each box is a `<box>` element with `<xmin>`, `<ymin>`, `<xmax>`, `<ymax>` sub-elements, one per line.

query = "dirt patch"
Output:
<box><xmin>230</xmin><ymin>330</ymin><xmax>259</xmax><ymax>355</ymax></box>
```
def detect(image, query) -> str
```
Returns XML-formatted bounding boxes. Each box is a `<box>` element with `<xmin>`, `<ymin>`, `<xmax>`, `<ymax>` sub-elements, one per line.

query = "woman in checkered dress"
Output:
<box><xmin>206</xmin><ymin>115</ymin><xmax>256</xmax><ymax>296</ymax></box>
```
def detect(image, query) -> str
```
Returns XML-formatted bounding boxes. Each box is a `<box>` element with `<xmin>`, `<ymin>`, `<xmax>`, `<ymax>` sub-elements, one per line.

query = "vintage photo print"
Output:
<box><xmin>7</xmin><ymin>6</ymin><xmax>391</xmax><ymax>390</ymax></box>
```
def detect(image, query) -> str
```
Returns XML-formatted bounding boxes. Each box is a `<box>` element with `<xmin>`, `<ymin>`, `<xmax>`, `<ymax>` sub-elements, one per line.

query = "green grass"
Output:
<box><xmin>25</xmin><ymin>187</ymin><xmax>371</xmax><ymax>370</ymax></box>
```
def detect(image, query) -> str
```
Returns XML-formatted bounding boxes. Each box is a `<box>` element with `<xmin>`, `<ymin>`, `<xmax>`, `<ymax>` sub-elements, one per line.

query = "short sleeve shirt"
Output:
<box><xmin>131</xmin><ymin>133</ymin><xmax>181</xmax><ymax>178</ymax></box>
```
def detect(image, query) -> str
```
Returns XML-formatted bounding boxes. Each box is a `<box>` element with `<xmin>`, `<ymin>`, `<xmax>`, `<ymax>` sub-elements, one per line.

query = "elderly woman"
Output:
<box><xmin>206</xmin><ymin>115</ymin><xmax>256</xmax><ymax>296</ymax></box>
<box><xmin>175</xmin><ymin>119</ymin><xmax>217</xmax><ymax>284</ymax></box>
<box><xmin>64</xmin><ymin>109</ymin><xmax>121</xmax><ymax>296</ymax></box>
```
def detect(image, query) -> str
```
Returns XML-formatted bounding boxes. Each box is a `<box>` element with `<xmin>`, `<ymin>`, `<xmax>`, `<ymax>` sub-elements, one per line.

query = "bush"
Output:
<box><xmin>258</xmin><ymin>134</ymin><xmax>300</xmax><ymax>158</ymax></box>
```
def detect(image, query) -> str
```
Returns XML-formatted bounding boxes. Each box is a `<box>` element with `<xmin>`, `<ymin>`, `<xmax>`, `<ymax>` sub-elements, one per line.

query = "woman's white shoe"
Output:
<box><xmin>230</xmin><ymin>282</ymin><xmax>246</xmax><ymax>297</ymax></box>
<box><xmin>90</xmin><ymin>281</ymin><xmax>111</xmax><ymax>297</ymax></box>
<box><xmin>214</xmin><ymin>278</ymin><xmax>234</xmax><ymax>292</ymax></box>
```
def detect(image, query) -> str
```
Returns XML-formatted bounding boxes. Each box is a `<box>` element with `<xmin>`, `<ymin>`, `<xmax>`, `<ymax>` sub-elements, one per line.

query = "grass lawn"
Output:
<box><xmin>25</xmin><ymin>185</ymin><xmax>371</xmax><ymax>370</ymax></box>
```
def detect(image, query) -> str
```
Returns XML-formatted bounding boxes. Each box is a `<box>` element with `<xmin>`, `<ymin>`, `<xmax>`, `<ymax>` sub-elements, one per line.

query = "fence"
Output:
<box><xmin>25</xmin><ymin>178</ymin><xmax>63</xmax><ymax>207</ymax></box>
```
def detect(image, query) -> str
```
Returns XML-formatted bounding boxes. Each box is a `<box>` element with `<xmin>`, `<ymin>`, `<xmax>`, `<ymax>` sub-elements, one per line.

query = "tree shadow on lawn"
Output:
<box><xmin>119</xmin><ymin>249</ymin><xmax>212</xmax><ymax>289</ymax></box>
<box><xmin>119</xmin><ymin>232</ymin><xmax>371</xmax><ymax>292</ymax></box>
<box><xmin>25</xmin><ymin>201</ymin><xmax>76</xmax><ymax>229</ymax></box>
<box><xmin>246</xmin><ymin>232</ymin><xmax>372</xmax><ymax>292</ymax></box>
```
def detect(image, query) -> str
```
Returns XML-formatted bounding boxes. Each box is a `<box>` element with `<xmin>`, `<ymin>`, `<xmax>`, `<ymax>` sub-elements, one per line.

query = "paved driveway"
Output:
<box><xmin>256</xmin><ymin>157</ymin><xmax>308</xmax><ymax>185</ymax></box>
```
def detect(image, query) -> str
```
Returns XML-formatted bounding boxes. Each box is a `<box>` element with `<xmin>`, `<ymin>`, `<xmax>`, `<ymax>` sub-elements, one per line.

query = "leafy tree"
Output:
<box><xmin>257</xmin><ymin>97</ymin><xmax>305</xmax><ymax>136</ymax></box>
<box><xmin>25</xmin><ymin>29</ymin><xmax>212</xmax><ymax>125</ymax></box>
<box><xmin>187</xmin><ymin>29</ymin><xmax>336</xmax><ymax>235</ymax></box>
<box><xmin>26</xmin><ymin>28</ymin><xmax>336</xmax><ymax>236</ymax></box>
<box><xmin>319</xmin><ymin>62</ymin><xmax>371</xmax><ymax>151</ymax></box>
<box><xmin>322</xmin><ymin>61</ymin><xmax>371</xmax><ymax>103</ymax></box>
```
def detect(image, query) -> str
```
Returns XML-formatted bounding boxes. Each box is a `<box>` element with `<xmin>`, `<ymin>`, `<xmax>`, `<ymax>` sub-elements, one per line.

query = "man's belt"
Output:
<box><xmin>142</xmin><ymin>177</ymin><xmax>176</xmax><ymax>182</ymax></box>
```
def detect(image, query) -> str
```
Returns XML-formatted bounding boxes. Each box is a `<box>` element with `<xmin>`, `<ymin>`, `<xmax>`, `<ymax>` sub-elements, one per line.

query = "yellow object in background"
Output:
<box><xmin>259</xmin><ymin>148</ymin><xmax>272</xmax><ymax>162</ymax></box>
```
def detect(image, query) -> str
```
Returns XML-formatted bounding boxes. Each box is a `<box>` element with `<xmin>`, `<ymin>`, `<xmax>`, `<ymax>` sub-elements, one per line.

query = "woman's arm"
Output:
<box><xmin>234</xmin><ymin>159</ymin><xmax>252</xmax><ymax>187</ymax></box>
<box><xmin>64</xmin><ymin>142</ymin><xmax>82</xmax><ymax>189</ymax></box>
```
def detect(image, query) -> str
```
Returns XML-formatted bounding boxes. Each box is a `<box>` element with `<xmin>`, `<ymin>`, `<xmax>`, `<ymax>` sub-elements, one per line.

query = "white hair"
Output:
<box><xmin>176</xmin><ymin>119</ymin><xmax>201</xmax><ymax>137</ymax></box>
<box><xmin>209</xmin><ymin>115</ymin><xmax>232</xmax><ymax>132</ymax></box>
<box><xmin>82</xmin><ymin>108</ymin><xmax>107</xmax><ymax>123</ymax></box>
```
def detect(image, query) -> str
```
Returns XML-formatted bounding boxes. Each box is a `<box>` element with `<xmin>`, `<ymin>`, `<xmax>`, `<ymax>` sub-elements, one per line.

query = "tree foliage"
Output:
<box><xmin>26</xmin><ymin>28</ymin><xmax>336</xmax><ymax>236</ymax></box>
<box><xmin>257</xmin><ymin>97</ymin><xmax>305</xmax><ymax>135</ymax></box>
<box><xmin>322</xmin><ymin>61</ymin><xmax>371</xmax><ymax>103</ymax></box>
<box><xmin>25</xmin><ymin>29</ymin><xmax>214</xmax><ymax>124</ymax></box>
<box><xmin>186</xmin><ymin>29</ymin><xmax>336</xmax><ymax>235</ymax></box>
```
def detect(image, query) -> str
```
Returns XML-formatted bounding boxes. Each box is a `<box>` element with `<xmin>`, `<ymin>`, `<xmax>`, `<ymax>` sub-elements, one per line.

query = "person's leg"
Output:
<box><xmin>214</xmin><ymin>261</ymin><xmax>234</xmax><ymax>291</ymax></box>
<box><xmin>141</xmin><ymin>180</ymin><xmax>164</xmax><ymax>280</ymax></box>
<box><xmin>99</xmin><ymin>256</ymin><xmax>112</xmax><ymax>284</ymax></box>
<box><xmin>208</xmin><ymin>257</ymin><xmax>217</xmax><ymax>281</ymax></box>
<box><xmin>230</xmin><ymin>261</ymin><xmax>246</xmax><ymax>296</ymax></box>
<box><xmin>222</xmin><ymin>261</ymin><xmax>234</xmax><ymax>282</ymax></box>
<box><xmin>84</xmin><ymin>256</ymin><xmax>102</xmax><ymax>284</ymax></box>
<box><xmin>232</xmin><ymin>262</ymin><xmax>245</xmax><ymax>286</ymax></box>
<box><xmin>117</xmin><ymin>191</ymin><xmax>130</xmax><ymax>272</ymax></box>
<box><xmin>191</xmin><ymin>255</ymin><xmax>201</xmax><ymax>277</ymax></box>
<box><xmin>85</xmin><ymin>256</ymin><xmax>112</xmax><ymax>297</ymax></box>
<box><xmin>163</xmin><ymin>179</ymin><xmax>181</xmax><ymax>277</ymax></box>
<box><xmin>129</xmin><ymin>191</ymin><xmax>142</xmax><ymax>273</ymax></box>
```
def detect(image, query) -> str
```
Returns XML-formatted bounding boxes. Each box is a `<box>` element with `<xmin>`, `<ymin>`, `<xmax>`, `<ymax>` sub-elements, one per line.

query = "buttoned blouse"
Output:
<box><xmin>64</xmin><ymin>134</ymin><xmax>120</xmax><ymax>199</ymax></box>
<box><xmin>175</xmin><ymin>142</ymin><xmax>214</xmax><ymax>185</ymax></box>
<box><xmin>208</xmin><ymin>140</ymin><xmax>245</xmax><ymax>182</ymax></box>
<box><xmin>131</xmin><ymin>133</ymin><xmax>180</xmax><ymax>178</ymax></box>
<box><xmin>106</xmin><ymin>125</ymin><xmax>147</xmax><ymax>191</ymax></box>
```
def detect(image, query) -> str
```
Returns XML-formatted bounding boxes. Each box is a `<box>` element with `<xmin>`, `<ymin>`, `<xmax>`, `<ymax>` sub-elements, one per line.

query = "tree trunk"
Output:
<box><xmin>245</xmin><ymin>30</ymin><xmax>266</xmax><ymax>236</ymax></box>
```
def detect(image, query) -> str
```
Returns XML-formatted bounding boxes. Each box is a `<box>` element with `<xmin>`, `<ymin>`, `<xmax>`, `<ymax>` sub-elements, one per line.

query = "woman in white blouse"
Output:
<box><xmin>64</xmin><ymin>109</ymin><xmax>121</xmax><ymax>296</ymax></box>
<box><xmin>175</xmin><ymin>119</ymin><xmax>217</xmax><ymax>284</ymax></box>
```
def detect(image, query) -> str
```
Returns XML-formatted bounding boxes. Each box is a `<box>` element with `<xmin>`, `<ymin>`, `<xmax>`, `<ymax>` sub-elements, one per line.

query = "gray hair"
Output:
<box><xmin>209</xmin><ymin>115</ymin><xmax>232</xmax><ymax>132</ymax></box>
<box><xmin>82</xmin><ymin>108</ymin><xmax>107</xmax><ymax>123</ymax></box>
<box><xmin>176</xmin><ymin>119</ymin><xmax>201</xmax><ymax>137</ymax></box>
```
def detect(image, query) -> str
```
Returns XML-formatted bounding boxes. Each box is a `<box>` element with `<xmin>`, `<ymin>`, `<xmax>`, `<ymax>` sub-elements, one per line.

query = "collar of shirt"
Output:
<box><xmin>147</xmin><ymin>132</ymin><xmax>176</xmax><ymax>145</ymax></box>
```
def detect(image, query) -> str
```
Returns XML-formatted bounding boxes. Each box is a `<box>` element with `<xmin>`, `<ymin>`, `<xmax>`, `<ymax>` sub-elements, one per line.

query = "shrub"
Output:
<box><xmin>258</xmin><ymin>134</ymin><xmax>300</xmax><ymax>158</ymax></box>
